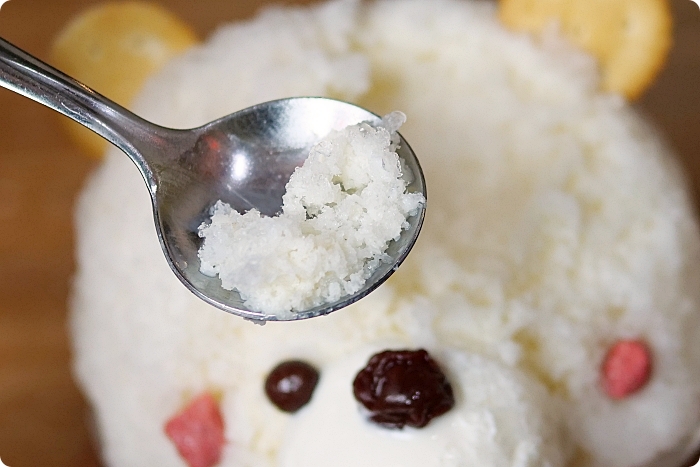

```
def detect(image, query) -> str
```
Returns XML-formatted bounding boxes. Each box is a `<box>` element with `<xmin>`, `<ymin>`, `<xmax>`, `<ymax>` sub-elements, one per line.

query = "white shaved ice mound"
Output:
<box><xmin>71</xmin><ymin>1</ymin><xmax>700</xmax><ymax>467</ymax></box>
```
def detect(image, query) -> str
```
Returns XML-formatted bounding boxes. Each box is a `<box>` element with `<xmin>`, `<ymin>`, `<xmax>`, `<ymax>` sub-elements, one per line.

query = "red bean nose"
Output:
<box><xmin>353</xmin><ymin>349</ymin><xmax>455</xmax><ymax>429</ymax></box>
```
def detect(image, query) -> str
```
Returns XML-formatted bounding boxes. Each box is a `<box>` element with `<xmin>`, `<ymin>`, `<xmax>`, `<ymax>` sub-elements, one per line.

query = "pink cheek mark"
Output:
<box><xmin>601</xmin><ymin>340</ymin><xmax>653</xmax><ymax>400</ymax></box>
<box><xmin>164</xmin><ymin>392</ymin><xmax>226</xmax><ymax>467</ymax></box>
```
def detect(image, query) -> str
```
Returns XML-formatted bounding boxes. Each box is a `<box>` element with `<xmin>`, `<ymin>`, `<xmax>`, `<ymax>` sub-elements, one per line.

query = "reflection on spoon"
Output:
<box><xmin>0</xmin><ymin>37</ymin><xmax>426</xmax><ymax>322</ymax></box>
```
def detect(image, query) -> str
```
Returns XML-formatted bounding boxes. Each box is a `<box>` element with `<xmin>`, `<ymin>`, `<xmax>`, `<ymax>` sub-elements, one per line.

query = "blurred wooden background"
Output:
<box><xmin>0</xmin><ymin>0</ymin><xmax>698</xmax><ymax>466</ymax></box>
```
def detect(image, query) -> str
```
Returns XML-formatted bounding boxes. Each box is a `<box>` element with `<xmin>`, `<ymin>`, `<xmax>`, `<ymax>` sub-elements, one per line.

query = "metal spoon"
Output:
<box><xmin>0</xmin><ymin>37</ymin><xmax>426</xmax><ymax>322</ymax></box>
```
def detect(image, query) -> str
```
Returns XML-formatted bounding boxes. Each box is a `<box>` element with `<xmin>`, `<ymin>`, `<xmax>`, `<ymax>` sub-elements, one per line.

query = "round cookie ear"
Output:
<box><xmin>498</xmin><ymin>0</ymin><xmax>673</xmax><ymax>100</ymax></box>
<box><xmin>50</xmin><ymin>2</ymin><xmax>198</xmax><ymax>157</ymax></box>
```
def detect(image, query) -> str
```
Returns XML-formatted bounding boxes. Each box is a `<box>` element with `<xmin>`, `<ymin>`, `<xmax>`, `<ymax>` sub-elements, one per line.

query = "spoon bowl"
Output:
<box><xmin>0</xmin><ymin>37</ymin><xmax>426</xmax><ymax>321</ymax></box>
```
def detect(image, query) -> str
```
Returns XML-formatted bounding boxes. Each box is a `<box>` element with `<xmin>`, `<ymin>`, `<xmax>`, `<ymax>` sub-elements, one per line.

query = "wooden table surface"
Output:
<box><xmin>0</xmin><ymin>1</ymin><xmax>698</xmax><ymax>466</ymax></box>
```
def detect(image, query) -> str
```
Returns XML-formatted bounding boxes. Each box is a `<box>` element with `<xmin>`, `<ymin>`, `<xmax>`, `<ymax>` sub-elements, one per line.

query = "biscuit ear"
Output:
<box><xmin>498</xmin><ymin>0</ymin><xmax>673</xmax><ymax>100</ymax></box>
<box><xmin>49</xmin><ymin>2</ymin><xmax>199</xmax><ymax>157</ymax></box>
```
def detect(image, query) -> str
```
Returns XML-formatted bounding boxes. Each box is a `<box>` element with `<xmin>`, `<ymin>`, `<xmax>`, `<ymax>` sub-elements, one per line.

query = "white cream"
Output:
<box><xmin>279</xmin><ymin>347</ymin><xmax>569</xmax><ymax>467</ymax></box>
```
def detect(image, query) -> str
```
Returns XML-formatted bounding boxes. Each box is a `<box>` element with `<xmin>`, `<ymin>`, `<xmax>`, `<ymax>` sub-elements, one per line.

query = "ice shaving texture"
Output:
<box><xmin>71</xmin><ymin>1</ymin><xmax>700</xmax><ymax>467</ymax></box>
<box><xmin>197</xmin><ymin>113</ymin><xmax>424</xmax><ymax>316</ymax></box>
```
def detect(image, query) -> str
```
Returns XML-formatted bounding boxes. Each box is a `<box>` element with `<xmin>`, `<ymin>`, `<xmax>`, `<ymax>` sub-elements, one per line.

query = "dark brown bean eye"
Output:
<box><xmin>353</xmin><ymin>349</ymin><xmax>454</xmax><ymax>429</ymax></box>
<box><xmin>265</xmin><ymin>360</ymin><xmax>319</xmax><ymax>413</ymax></box>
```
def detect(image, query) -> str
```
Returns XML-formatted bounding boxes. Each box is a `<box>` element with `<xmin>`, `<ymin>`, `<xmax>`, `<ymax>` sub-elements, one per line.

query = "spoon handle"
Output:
<box><xmin>0</xmin><ymin>37</ymin><xmax>170</xmax><ymax>188</ymax></box>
